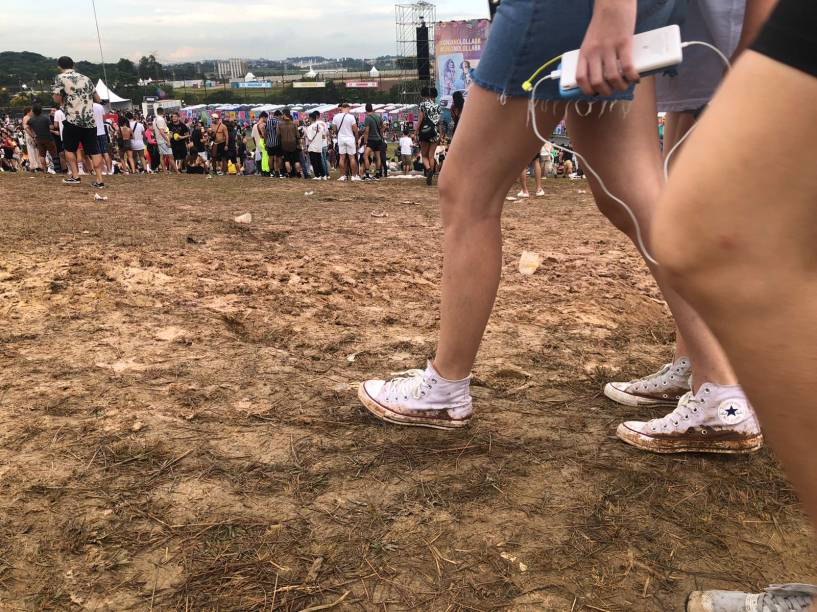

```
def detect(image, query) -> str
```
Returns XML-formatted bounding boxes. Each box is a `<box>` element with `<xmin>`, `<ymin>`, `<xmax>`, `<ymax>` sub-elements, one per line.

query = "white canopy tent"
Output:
<box><xmin>95</xmin><ymin>79</ymin><xmax>132</xmax><ymax>109</ymax></box>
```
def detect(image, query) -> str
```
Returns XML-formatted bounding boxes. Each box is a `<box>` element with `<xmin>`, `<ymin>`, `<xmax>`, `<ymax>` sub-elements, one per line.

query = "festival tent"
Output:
<box><xmin>95</xmin><ymin>80</ymin><xmax>132</xmax><ymax>110</ymax></box>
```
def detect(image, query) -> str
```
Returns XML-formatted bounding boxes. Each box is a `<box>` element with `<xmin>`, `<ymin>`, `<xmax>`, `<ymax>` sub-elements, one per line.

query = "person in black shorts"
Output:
<box><xmin>209</xmin><ymin>113</ymin><xmax>229</xmax><ymax>175</ymax></box>
<box><xmin>266</xmin><ymin>110</ymin><xmax>283</xmax><ymax>177</ymax></box>
<box><xmin>226</xmin><ymin>120</ymin><xmax>238</xmax><ymax>166</ymax></box>
<box><xmin>168</xmin><ymin>112</ymin><xmax>190</xmax><ymax>171</ymax></box>
<box><xmin>654</xmin><ymin>2</ymin><xmax>817</xmax><ymax>607</ymax></box>
<box><xmin>190</xmin><ymin>120</ymin><xmax>208</xmax><ymax>169</ymax></box>
<box><xmin>362</xmin><ymin>103</ymin><xmax>384</xmax><ymax>180</ymax></box>
<box><xmin>51</xmin><ymin>56</ymin><xmax>106</xmax><ymax>186</ymax></box>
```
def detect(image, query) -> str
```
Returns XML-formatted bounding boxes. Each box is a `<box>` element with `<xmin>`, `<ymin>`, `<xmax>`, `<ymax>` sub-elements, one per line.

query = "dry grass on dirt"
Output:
<box><xmin>0</xmin><ymin>172</ymin><xmax>815</xmax><ymax>611</ymax></box>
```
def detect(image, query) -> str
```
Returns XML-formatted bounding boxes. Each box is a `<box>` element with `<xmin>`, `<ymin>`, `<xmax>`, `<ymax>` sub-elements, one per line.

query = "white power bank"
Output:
<box><xmin>559</xmin><ymin>25</ymin><xmax>683</xmax><ymax>92</ymax></box>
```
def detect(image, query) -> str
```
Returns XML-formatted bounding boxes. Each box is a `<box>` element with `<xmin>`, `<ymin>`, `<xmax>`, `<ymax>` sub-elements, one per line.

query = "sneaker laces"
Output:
<box><xmin>646</xmin><ymin>391</ymin><xmax>703</xmax><ymax>431</ymax></box>
<box><xmin>384</xmin><ymin>369</ymin><xmax>431</xmax><ymax>402</ymax></box>
<box><xmin>758</xmin><ymin>586</ymin><xmax>815</xmax><ymax>611</ymax></box>
<box><xmin>628</xmin><ymin>363</ymin><xmax>672</xmax><ymax>389</ymax></box>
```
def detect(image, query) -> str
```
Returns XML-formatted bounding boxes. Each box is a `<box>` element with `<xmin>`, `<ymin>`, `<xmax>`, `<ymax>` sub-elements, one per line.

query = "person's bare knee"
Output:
<box><xmin>653</xmin><ymin>191</ymin><xmax>763</xmax><ymax>319</ymax></box>
<box><xmin>438</xmin><ymin>169</ymin><xmax>502</xmax><ymax>230</ymax></box>
<box><xmin>592</xmin><ymin>191</ymin><xmax>638</xmax><ymax>237</ymax></box>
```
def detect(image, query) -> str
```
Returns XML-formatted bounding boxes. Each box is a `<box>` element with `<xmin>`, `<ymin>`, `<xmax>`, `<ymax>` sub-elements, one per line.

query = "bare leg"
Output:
<box><xmin>64</xmin><ymin>150</ymin><xmax>79</xmax><ymax>178</ymax></box>
<box><xmin>518</xmin><ymin>168</ymin><xmax>530</xmax><ymax>196</ymax></box>
<box><xmin>661</xmin><ymin>111</ymin><xmax>698</xmax><ymax>362</ymax></box>
<box><xmin>433</xmin><ymin>85</ymin><xmax>562</xmax><ymax>379</ymax></box>
<box><xmin>654</xmin><ymin>51</ymin><xmax>817</xmax><ymax>527</ymax></box>
<box><xmin>420</xmin><ymin>141</ymin><xmax>437</xmax><ymax>173</ymax></box>
<box><xmin>565</xmin><ymin>79</ymin><xmax>736</xmax><ymax>390</ymax></box>
<box><xmin>533</xmin><ymin>159</ymin><xmax>543</xmax><ymax>193</ymax></box>
<box><xmin>91</xmin><ymin>154</ymin><xmax>104</xmax><ymax>183</ymax></box>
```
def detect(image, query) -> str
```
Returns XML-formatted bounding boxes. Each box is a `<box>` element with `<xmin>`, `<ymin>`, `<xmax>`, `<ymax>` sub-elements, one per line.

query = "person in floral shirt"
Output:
<box><xmin>52</xmin><ymin>56</ymin><xmax>105</xmax><ymax>187</ymax></box>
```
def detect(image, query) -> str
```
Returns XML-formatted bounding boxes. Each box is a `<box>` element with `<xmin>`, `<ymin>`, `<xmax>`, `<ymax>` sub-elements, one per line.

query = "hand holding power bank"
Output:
<box><xmin>558</xmin><ymin>25</ymin><xmax>683</xmax><ymax>97</ymax></box>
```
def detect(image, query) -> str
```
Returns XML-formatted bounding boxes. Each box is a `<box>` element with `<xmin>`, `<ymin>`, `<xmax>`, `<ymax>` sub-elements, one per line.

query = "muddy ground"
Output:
<box><xmin>0</xmin><ymin>173</ymin><xmax>814</xmax><ymax>611</ymax></box>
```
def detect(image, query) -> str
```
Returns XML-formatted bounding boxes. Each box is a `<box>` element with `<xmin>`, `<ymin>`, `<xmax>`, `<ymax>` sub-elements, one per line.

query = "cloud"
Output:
<box><xmin>5</xmin><ymin>0</ymin><xmax>488</xmax><ymax>62</ymax></box>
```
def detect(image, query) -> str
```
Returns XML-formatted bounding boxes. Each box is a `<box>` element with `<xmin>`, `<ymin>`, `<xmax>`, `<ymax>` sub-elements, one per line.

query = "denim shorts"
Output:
<box><xmin>472</xmin><ymin>0</ymin><xmax>688</xmax><ymax>101</ymax></box>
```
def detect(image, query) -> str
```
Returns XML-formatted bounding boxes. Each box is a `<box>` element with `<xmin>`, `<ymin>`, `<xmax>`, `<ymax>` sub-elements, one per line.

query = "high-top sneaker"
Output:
<box><xmin>605</xmin><ymin>358</ymin><xmax>692</xmax><ymax>407</ymax></box>
<box><xmin>616</xmin><ymin>383</ymin><xmax>763</xmax><ymax>454</ymax></box>
<box><xmin>358</xmin><ymin>362</ymin><xmax>472</xmax><ymax>430</ymax></box>
<box><xmin>686</xmin><ymin>583</ymin><xmax>817</xmax><ymax>612</ymax></box>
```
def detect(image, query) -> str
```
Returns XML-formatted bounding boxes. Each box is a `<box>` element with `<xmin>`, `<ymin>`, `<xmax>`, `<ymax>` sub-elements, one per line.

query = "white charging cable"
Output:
<box><xmin>526</xmin><ymin>40</ymin><xmax>732</xmax><ymax>267</ymax></box>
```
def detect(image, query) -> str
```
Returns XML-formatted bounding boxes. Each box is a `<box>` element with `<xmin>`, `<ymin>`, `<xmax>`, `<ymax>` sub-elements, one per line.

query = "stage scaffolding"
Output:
<box><xmin>394</xmin><ymin>1</ymin><xmax>436</xmax><ymax>105</ymax></box>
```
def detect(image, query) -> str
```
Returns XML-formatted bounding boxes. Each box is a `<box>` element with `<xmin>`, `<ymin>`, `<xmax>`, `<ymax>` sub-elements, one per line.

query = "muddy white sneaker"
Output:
<box><xmin>358</xmin><ymin>362</ymin><xmax>473</xmax><ymax>430</ymax></box>
<box><xmin>686</xmin><ymin>583</ymin><xmax>817</xmax><ymax>612</ymax></box>
<box><xmin>535</xmin><ymin>188</ymin><xmax>545</xmax><ymax>196</ymax></box>
<box><xmin>616</xmin><ymin>383</ymin><xmax>763</xmax><ymax>454</ymax></box>
<box><xmin>605</xmin><ymin>358</ymin><xmax>692</xmax><ymax>407</ymax></box>
<box><xmin>516</xmin><ymin>190</ymin><xmax>530</xmax><ymax>198</ymax></box>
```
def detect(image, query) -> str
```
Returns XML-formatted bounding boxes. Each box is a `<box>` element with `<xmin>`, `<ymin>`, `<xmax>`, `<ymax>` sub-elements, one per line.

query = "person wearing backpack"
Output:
<box><xmin>278</xmin><ymin>108</ymin><xmax>303</xmax><ymax>178</ymax></box>
<box><xmin>416</xmin><ymin>86</ymin><xmax>442</xmax><ymax>185</ymax></box>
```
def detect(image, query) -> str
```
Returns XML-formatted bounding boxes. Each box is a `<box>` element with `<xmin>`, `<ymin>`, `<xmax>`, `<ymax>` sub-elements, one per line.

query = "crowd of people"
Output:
<box><xmin>2</xmin><ymin>78</ymin><xmax>582</xmax><ymax>188</ymax></box>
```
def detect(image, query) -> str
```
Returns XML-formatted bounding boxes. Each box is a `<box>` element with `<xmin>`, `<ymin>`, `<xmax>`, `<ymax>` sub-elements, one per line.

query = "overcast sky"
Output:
<box><xmin>6</xmin><ymin>1</ymin><xmax>488</xmax><ymax>64</ymax></box>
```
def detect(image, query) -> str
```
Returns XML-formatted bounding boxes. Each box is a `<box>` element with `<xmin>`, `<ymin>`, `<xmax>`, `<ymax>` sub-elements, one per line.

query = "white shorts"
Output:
<box><xmin>656</xmin><ymin>0</ymin><xmax>745</xmax><ymax>112</ymax></box>
<box><xmin>198</xmin><ymin>151</ymin><xmax>209</xmax><ymax>161</ymax></box>
<box><xmin>338</xmin><ymin>136</ymin><xmax>356</xmax><ymax>156</ymax></box>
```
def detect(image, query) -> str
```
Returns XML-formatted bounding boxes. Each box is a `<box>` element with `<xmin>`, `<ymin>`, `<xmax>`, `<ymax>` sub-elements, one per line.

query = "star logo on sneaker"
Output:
<box><xmin>718</xmin><ymin>400</ymin><xmax>747</xmax><ymax>425</ymax></box>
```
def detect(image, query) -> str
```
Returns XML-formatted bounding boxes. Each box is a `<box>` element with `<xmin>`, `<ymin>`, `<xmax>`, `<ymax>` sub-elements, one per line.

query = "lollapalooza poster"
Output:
<box><xmin>434</xmin><ymin>19</ymin><xmax>489</xmax><ymax>108</ymax></box>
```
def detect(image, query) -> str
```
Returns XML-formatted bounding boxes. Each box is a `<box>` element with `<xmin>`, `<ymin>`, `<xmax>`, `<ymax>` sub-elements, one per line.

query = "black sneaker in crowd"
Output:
<box><xmin>91</xmin><ymin>181</ymin><xmax>106</xmax><ymax>189</ymax></box>
<box><xmin>425</xmin><ymin>168</ymin><xmax>433</xmax><ymax>186</ymax></box>
<box><xmin>63</xmin><ymin>177</ymin><xmax>81</xmax><ymax>185</ymax></box>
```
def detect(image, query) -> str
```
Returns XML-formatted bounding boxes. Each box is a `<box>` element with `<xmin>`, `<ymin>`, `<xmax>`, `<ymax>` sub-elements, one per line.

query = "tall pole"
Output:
<box><xmin>90</xmin><ymin>0</ymin><xmax>110</xmax><ymax>103</ymax></box>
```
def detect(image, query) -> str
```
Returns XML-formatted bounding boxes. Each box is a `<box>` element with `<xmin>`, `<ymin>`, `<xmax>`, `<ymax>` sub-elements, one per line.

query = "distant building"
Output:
<box><xmin>169</xmin><ymin>79</ymin><xmax>204</xmax><ymax>88</ymax></box>
<box><xmin>216</xmin><ymin>58</ymin><xmax>247</xmax><ymax>80</ymax></box>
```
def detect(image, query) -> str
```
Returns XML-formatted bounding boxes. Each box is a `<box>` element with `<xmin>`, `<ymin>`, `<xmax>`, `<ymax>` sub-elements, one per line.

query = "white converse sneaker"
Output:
<box><xmin>516</xmin><ymin>190</ymin><xmax>530</xmax><ymax>198</ymax></box>
<box><xmin>686</xmin><ymin>583</ymin><xmax>817</xmax><ymax>612</ymax></box>
<box><xmin>535</xmin><ymin>188</ymin><xmax>545</xmax><ymax>196</ymax></box>
<box><xmin>616</xmin><ymin>383</ymin><xmax>763</xmax><ymax>454</ymax></box>
<box><xmin>358</xmin><ymin>362</ymin><xmax>473</xmax><ymax>430</ymax></box>
<box><xmin>605</xmin><ymin>358</ymin><xmax>692</xmax><ymax>407</ymax></box>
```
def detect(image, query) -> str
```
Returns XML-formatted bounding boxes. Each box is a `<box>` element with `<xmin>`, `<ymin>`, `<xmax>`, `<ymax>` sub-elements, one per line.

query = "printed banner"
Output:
<box><xmin>434</xmin><ymin>19</ymin><xmax>490</xmax><ymax>108</ymax></box>
<box><xmin>232</xmin><ymin>81</ymin><xmax>273</xmax><ymax>89</ymax></box>
<box><xmin>293</xmin><ymin>81</ymin><xmax>326</xmax><ymax>88</ymax></box>
<box><xmin>345</xmin><ymin>81</ymin><xmax>378</xmax><ymax>88</ymax></box>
